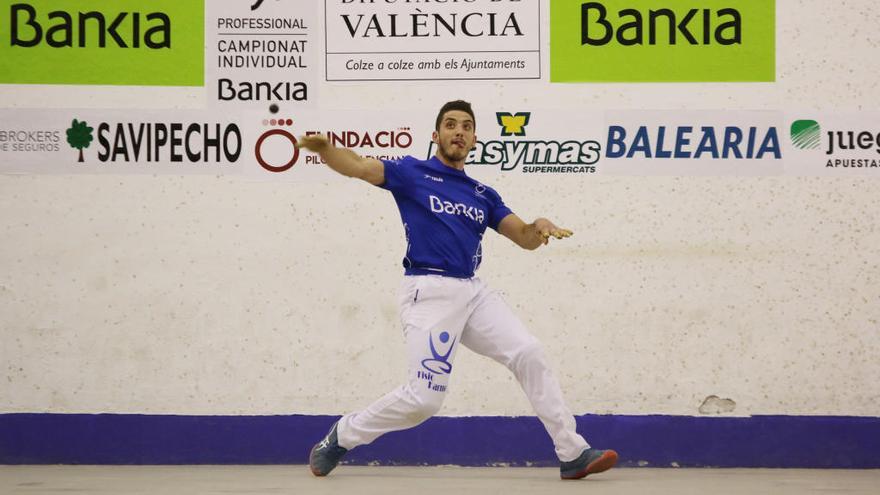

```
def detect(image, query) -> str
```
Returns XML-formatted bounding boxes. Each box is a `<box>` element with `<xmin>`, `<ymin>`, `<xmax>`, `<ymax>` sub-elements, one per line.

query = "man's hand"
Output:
<box><xmin>296</xmin><ymin>134</ymin><xmax>331</xmax><ymax>153</ymax></box>
<box><xmin>498</xmin><ymin>214</ymin><xmax>573</xmax><ymax>250</ymax></box>
<box><xmin>534</xmin><ymin>218</ymin><xmax>573</xmax><ymax>245</ymax></box>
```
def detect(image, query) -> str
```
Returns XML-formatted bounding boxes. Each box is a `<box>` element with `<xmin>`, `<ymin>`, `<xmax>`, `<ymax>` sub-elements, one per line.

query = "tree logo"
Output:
<box><xmin>66</xmin><ymin>119</ymin><xmax>94</xmax><ymax>162</ymax></box>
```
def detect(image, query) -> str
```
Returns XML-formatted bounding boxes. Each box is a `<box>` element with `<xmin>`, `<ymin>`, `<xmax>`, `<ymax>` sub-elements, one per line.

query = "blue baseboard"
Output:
<box><xmin>1</xmin><ymin>413</ymin><xmax>878</xmax><ymax>467</ymax></box>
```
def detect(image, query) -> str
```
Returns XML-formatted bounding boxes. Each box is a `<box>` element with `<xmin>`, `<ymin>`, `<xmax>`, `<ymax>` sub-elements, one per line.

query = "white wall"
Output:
<box><xmin>1</xmin><ymin>0</ymin><xmax>879</xmax><ymax>417</ymax></box>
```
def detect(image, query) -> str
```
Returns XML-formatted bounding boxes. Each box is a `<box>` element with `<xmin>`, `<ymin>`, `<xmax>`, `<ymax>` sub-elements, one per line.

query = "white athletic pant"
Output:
<box><xmin>336</xmin><ymin>275</ymin><xmax>590</xmax><ymax>462</ymax></box>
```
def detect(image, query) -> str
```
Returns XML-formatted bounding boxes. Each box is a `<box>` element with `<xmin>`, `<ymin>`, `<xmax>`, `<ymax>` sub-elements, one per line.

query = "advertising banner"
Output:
<box><xmin>549</xmin><ymin>0</ymin><xmax>776</xmax><ymax>82</ymax></box>
<box><xmin>0</xmin><ymin>109</ymin><xmax>424</xmax><ymax>182</ymax></box>
<box><xmin>784</xmin><ymin>114</ymin><xmax>880</xmax><ymax>176</ymax></box>
<box><xmin>205</xmin><ymin>0</ymin><xmax>317</xmax><ymax>109</ymax></box>
<box><xmin>324</xmin><ymin>0</ymin><xmax>541</xmax><ymax>81</ymax></box>
<box><xmin>242</xmin><ymin>109</ymin><xmax>427</xmax><ymax>182</ymax></box>
<box><xmin>4</xmin><ymin>108</ymin><xmax>880</xmax><ymax>178</ymax></box>
<box><xmin>602</xmin><ymin>111</ymin><xmax>785</xmax><ymax>176</ymax></box>
<box><xmin>0</xmin><ymin>0</ymin><xmax>205</xmax><ymax>86</ymax></box>
<box><xmin>441</xmin><ymin>109</ymin><xmax>605</xmax><ymax>176</ymax></box>
<box><xmin>0</xmin><ymin>110</ymin><xmax>243</xmax><ymax>175</ymax></box>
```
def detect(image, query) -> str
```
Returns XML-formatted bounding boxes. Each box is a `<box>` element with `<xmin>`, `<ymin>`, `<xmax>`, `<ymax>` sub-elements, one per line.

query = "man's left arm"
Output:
<box><xmin>497</xmin><ymin>213</ymin><xmax>573</xmax><ymax>251</ymax></box>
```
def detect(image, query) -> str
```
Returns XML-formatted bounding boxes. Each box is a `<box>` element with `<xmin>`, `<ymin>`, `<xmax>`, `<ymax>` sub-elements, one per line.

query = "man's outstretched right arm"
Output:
<box><xmin>296</xmin><ymin>134</ymin><xmax>385</xmax><ymax>186</ymax></box>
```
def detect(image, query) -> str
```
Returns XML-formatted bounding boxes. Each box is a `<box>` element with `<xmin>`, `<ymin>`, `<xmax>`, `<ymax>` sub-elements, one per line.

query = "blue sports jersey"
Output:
<box><xmin>378</xmin><ymin>156</ymin><xmax>513</xmax><ymax>279</ymax></box>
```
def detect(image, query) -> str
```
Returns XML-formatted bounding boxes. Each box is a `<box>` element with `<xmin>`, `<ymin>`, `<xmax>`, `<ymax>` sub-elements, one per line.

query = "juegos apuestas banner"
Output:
<box><xmin>0</xmin><ymin>109</ymin><xmax>878</xmax><ymax>178</ymax></box>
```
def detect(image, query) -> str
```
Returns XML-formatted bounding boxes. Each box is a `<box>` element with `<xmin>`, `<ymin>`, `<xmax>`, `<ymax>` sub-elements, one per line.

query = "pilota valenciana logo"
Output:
<box><xmin>254</xmin><ymin>117</ymin><xmax>300</xmax><ymax>173</ymax></box>
<box><xmin>253</xmin><ymin>118</ymin><xmax>415</xmax><ymax>174</ymax></box>
<box><xmin>0</xmin><ymin>0</ymin><xmax>204</xmax><ymax>86</ymax></box>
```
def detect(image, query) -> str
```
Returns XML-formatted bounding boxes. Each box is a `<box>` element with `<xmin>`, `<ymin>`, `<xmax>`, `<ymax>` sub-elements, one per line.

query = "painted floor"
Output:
<box><xmin>1</xmin><ymin>466</ymin><xmax>878</xmax><ymax>495</ymax></box>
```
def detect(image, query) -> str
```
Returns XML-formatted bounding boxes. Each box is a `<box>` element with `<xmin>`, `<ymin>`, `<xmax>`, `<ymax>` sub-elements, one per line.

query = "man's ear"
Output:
<box><xmin>471</xmin><ymin>134</ymin><xmax>477</xmax><ymax>150</ymax></box>
<box><xmin>431</xmin><ymin>131</ymin><xmax>439</xmax><ymax>144</ymax></box>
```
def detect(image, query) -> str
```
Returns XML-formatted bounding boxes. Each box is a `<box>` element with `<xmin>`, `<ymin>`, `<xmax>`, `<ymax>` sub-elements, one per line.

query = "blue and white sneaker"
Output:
<box><xmin>309</xmin><ymin>421</ymin><xmax>348</xmax><ymax>477</ymax></box>
<box><xmin>560</xmin><ymin>448</ymin><xmax>618</xmax><ymax>480</ymax></box>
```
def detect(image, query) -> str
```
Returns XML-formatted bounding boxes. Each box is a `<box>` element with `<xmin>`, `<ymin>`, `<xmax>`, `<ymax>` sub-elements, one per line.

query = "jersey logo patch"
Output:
<box><xmin>424</xmin><ymin>174</ymin><xmax>444</xmax><ymax>182</ymax></box>
<box><xmin>474</xmin><ymin>183</ymin><xmax>487</xmax><ymax>197</ymax></box>
<box><xmin>429</xmin><ymin>195</ymin><xmax>485</xmax><ymax>224</ymax></box>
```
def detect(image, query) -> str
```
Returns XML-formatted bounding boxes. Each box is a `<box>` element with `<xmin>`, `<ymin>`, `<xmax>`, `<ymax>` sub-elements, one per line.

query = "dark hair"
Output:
<box><xmin>435</xmin><ymin>100</ymin><xmax>475</xmax><ymax>131</ymax></box>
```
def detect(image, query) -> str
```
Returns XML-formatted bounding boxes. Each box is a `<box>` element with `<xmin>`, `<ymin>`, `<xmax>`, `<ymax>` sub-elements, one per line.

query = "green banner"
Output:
<box><xmin>550</xmin><ymin>0</ymin><xmax>775</xmax><ymax>82</ymax></box>
<box><xmin>0</xmin><ymin>0</ymin><xmax>204</xmax><ymax>86</ymax></box>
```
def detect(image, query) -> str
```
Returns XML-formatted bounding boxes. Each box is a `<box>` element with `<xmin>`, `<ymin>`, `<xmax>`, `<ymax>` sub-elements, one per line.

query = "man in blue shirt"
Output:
<box><xmin>299</xmin><ymin>101</ymin><xmax>617</xmax><ymax>480</ymax></box>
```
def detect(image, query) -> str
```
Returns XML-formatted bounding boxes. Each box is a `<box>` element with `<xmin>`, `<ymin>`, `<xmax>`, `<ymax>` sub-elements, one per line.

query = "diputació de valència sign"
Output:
<box><xmin>324</xmin><ymin>0</ymin><xmax>541</xmax><ymax>81</ymax></box>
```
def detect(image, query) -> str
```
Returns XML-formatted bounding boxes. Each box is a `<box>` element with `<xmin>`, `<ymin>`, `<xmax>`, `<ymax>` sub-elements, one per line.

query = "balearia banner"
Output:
<box><xmin>602</xmin><ymin>110</ymin><xmax>784</xmax><ymax>176</ymax></box>
<box><xmin>0</xmin><ymin>0</ymin><xmax>205</xmax><ymax>86</ymax></box>
<box><xmin>550</xmin><ymin>0</ymin><xmax>775</xmax><ymax>82</ymax></box>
